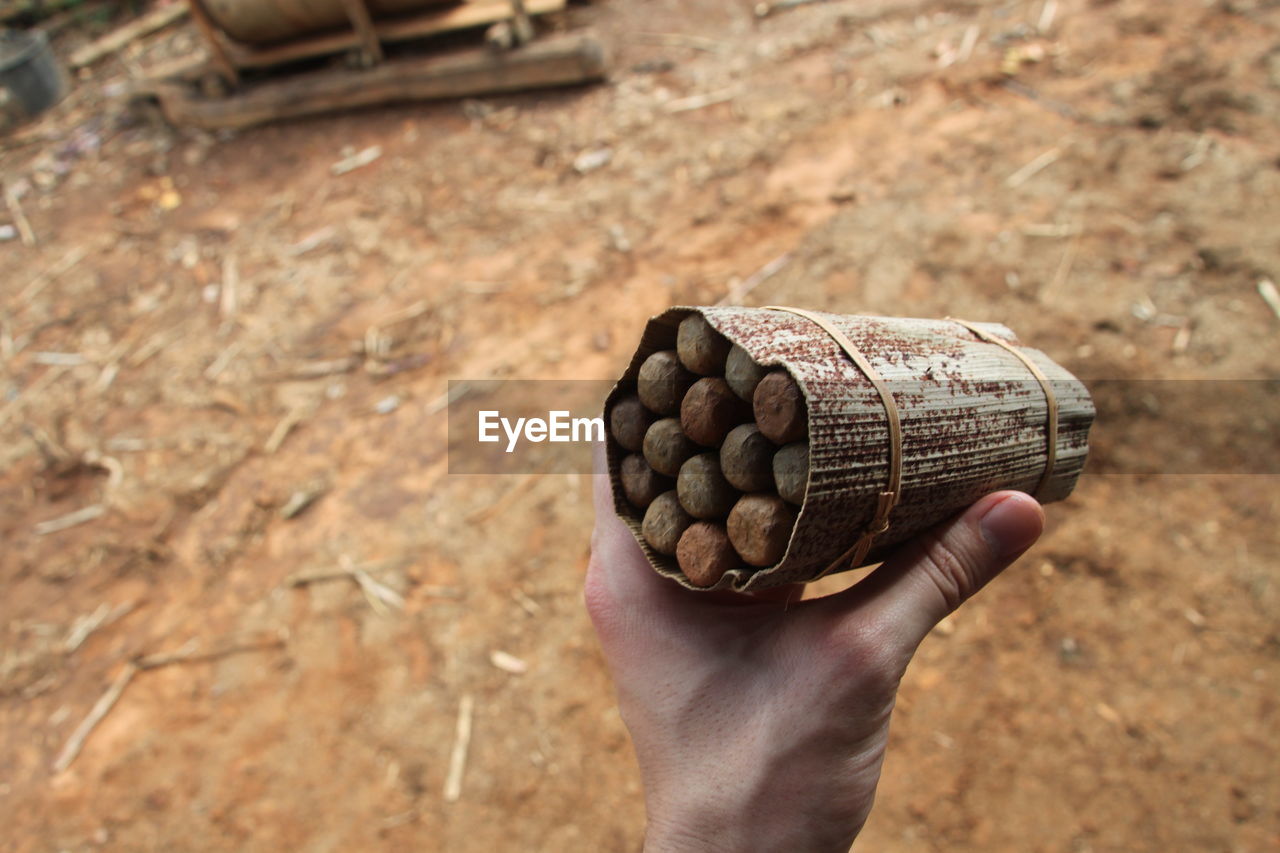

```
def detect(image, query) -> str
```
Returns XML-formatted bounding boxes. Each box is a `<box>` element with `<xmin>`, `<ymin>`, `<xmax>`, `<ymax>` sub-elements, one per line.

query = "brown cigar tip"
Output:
<box><xmin>720</xmin><ymin>423</ymin><xmax>776</xmax><ymax>492</ymax></box>
<box><xmin>753</xmin><ymin>369</ymin><xmax>808</xmax><ymax>444</ymax></box>
<box><xmin>677</xmin><ymin>314</ymin><xmax>732</xmax><ymax>376</ymax></box>
<box><xmin>642</xmin><ymin>491</ymin><xmax>693</xmax><ymax>556</ymax></box>
<box><xmin>643</xmin><ymin>417</ymin><xmax>700</xmax><ymax>477</ymax></box>
<box><xmin>677</xmin><ymin>453</ymin><xmax>741</xmax><ymax>520</ymax></box>
<box><xmin>773</xmin><ymin>441</ymin><xmax>810</xmax><ymax>506</ymax></box>
<box><xmin>726</xmin><ymin>344</ymin><xmax>768</xmax><ymax>402</ymax></box>
<box><xmin>676</xmin><ymin>522</ymin><xmax>739</xmax><ymax>587</ymax></box>
<box><xmin>681</xmin><ymin>377</ymin><xmax>752</xmax><ymax>447</ymax></box>
<box><xmin>621</xmin><ymin>454</ymin><xmax>670</xmax><ymax>510</ymax></box>
<box><xmin>638</xmin><ymin>350</ymin><xmax>696</xmax><ymax>416</ymax></box>
<box><xmin>610</xmin><ymin>395</ymin><xmax>656</xmax><ymax>452</ymax></box>
<box><xmin>727</xmin><ymin>494</ymin><xmax>798</xmax><ymax>567</ymax></box>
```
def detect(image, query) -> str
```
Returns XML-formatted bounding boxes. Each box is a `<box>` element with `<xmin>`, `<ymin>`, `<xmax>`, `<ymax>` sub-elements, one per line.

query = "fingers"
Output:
<box><xmin>820</xmin><ymin>492</ymin><xmax>1044</xmax><ymax>651</ymax></box>
<box><xmin>586</xmin><ymin>442</ymin><xmax>686</xmax><ymax>630</ymax></box>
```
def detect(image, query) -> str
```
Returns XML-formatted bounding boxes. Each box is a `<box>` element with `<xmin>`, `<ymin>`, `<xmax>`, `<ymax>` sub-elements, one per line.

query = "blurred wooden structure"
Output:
<box><xmin>131</xmin><ymin>0</ymin><xmax>605</xmax><ymax>130</ymax></box>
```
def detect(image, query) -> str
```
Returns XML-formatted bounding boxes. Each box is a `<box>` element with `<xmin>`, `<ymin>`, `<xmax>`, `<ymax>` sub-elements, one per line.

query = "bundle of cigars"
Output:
<box><xmin>604</xmin><ymin>307</ymin><xmax>1096</xmax><ymax>592</ymax></box>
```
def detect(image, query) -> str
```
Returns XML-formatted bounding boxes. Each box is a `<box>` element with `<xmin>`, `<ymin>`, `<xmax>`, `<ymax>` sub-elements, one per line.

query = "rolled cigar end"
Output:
<box><xmin>642</xmin><ymin>491</ymin><xmax>693</xmax><ymax>556</ymax></box>
<box><xmin>681</xmin><ymin>377</ymin><xmax>752</xmax><ymax>447</ymax></box>
<box><xmin>637</xmin><ymin>350</ymin><xmax>695</xmax><ymax>416</ymax></box>
<box><xmin>610</xmin><ymin>395</ymin><xmax>656</xmax><ymax>452</ymax></box>
<box><xmin>643</xmin><ymin>417</ymin><xmax>700</xmax><ymax>477</ymax></box>
<box><xmin>773</xmin><ymin>441</ymin><xmax>810</xmax><ymax>506</ymax></box>
<box><xmin>677</xmin><ymin>453</ymin><xmax>741</xmax><ymax>519</ymax></box>
<box><xmin>753</xmin><ymin>370</ymin><xmax>809</xmax><ymax>444</ymax></box>
<box><xmin>725</xmin><ymin>344</ymin><xmax>768</xmax><ymax>403</ymax></box>
<box><xmin>727</xmin><ymin>494</ymin><xmax>798</xmax><ymax>567</ymax></box>
<box><xmin>676</xmin><ymin>522</ymin><xmax>739</xmax><ymax>587</ymax></box>
<box><xmin>677</xmin><ymin>313</ymin><xmax>732</xmax><ymax>376</ymax></box>
<box><xmin>720</xmin><ymin>423</ymin><xmax>776</xmax><ymax>492</ymax></box>
<box><xmin>621</xmin><ymin>454</ymin><xmax>671</xmax><ymax>510</ymax></box>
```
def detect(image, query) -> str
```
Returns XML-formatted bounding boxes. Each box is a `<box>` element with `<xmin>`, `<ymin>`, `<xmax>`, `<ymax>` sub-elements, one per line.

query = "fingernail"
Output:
<box><xmin>979</xmin><ymin>494</ymin><xmax>1043</xmax><ymax>557</ymax></box>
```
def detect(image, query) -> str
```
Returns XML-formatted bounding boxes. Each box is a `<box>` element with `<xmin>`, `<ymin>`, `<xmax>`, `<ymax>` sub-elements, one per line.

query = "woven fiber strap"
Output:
<box><xmin>950</xmin><ymin>318</ymin><xmax>1059</xmax><ymax>499</ymax></box>
<box><xmin>766</xmin><ymin>307</ymin><xmax>902</xmax><ymax>578</ymax></box>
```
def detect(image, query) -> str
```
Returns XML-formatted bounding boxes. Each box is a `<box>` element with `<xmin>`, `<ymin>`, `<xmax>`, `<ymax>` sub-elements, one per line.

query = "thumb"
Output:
<box><xmin>851</xmin><ymin>491</ymin><xmax>1045</xmax><ymax>650</ymax></box>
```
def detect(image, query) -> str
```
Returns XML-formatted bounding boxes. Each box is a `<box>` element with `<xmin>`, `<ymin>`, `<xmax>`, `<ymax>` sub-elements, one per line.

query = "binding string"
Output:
<box><xmin>949</xmin><ymin>318</ymin><xmax>1059</xmax><ymax>499</ymax></box>
<box><xmin>765</xmin><ymin>307</ymin><xmax>902</xmax><ymax>578</ymax></box>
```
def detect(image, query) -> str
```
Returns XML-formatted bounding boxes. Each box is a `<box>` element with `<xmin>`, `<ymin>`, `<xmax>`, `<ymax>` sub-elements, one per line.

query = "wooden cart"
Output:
<box><xmin>133</xmin><ymin>0</ymin><xmax>606</xmax><ymax>130</ymax></box>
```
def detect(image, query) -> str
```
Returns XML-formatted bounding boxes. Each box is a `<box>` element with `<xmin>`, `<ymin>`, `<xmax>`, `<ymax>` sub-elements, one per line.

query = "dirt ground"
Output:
<box><xmin>2</xmin><ymin>0</ymin><xmax>1278</xmax><ymax>850</ymax></box>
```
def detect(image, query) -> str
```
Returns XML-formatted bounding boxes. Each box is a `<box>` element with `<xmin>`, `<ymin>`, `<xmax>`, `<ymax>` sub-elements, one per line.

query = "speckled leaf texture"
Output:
<box><xmin>605</xmin><ymin>307</ymin><xmax>1095</xmax><ymax>593</ymax></box>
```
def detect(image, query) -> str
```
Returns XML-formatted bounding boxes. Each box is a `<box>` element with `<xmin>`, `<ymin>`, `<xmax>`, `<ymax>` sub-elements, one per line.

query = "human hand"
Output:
<box><xmin>585</xmin><ymin>444</ymin><xmax>1045</xmax><ymax>852</ymax></box>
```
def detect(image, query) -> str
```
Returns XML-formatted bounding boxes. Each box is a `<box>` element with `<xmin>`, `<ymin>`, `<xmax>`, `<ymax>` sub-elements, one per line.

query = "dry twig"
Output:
<box><xmin>364</xmin><ymin>301</ymin><xmax>430</xmax><ymax>362</ymax></box>
<box><xmin>70</xmin><ymin>2</ymin><xmax>188</xmax><ymax>67</ymax></box>
<box><xmin>220</xmin><ymin>254</ymin><xmax>239</xmax><ymax>319</ymax></box>
<box><xmin>14</xmin><ymin>246</ymin><xmax>86</xmax><ymax>305</ymax></box>
<box><xmin>1006</xmin><ymin>147</ymin><xmax>1061</xmax><ymax>188</ymax></box>
<box><xmin>204</xmin><ymin>341</ymin><xmax>243</xmax><ymax>381</ymax></box>
<box><xmin>1044</xmin><ymin>232</ymin><xmax>1081</xmax><ymax>299</ymax></box>
<box><xmin>754</xmin><ymin>0</ymin><xmax>831</xmax><ymax>17</ymax></box>
<box><xmin>52</xmin><ymin>634</ymin><xmax>285</xmax><ymax>773</ymax></box>
<box><xmin>35</xmin><ymin>504</ymin><xmax>105</xmax><ymax>536</ymax></box>
<box><xmin>279</xmin><ymin>478</ymin><xmax>329</xmax><ymax>520</ymax></box>
<box><xmin>331</xmin><ymin>146</ymin><xmax>383</xmax><ymax>176</ymax></box>
<box><xmin>512</xmin><ymin>588</ymin><xmax>542</xmax><ymax>616</ymax></box>
<box><xmin>1037</xmin><ymin>0</ymin><xmax>1059</xmax><ymax>34</ymax></box>
<box><xmin>489</xmin><ymin>650</ymin><xmax>529</xmax><ymax>674</ymax></box>
<box><xmin>443</xmin><ymin>694</ymin><xmax>475</xmax><ymax>802</ymax></box>
<box><xmin>288</xmin><ymin>558</ymin><xmax>405</xmax><ymax>615</ymax></box>
<box><xmin>4</xmin><ymin>182</ymin><xmax>36</xmax><ymax>246</ymax></box>
<box><xmin>286</xmin><ymin>558</ymin><xmax>396</xmax><ymax>586</ymax></box>
<box><xmin>1258</xmin><ymin>279</ymin><xmax>1280</xmax><ymax>322</ymax></box>
<box><xmin>52</xmin><ymin>663</ymin><xmax>138</xmax><ymax>773</ymax></box>
<box><xmin>264</xmin><ymin>408</ymin><xmax>307</xmax><ymax>454</ymax></box>
<box><xmin>134</xmin><ymin>637</ymin><xmax>285</xmax><ymax>670</ymax></box>
<box><xmin>665</xmin><ymin>88</ymin><xmax>737</xmax><ymax>114</ymax></box>
<box><xmin>64</xmin><ymin>600</ymin><xmax>137</xmax><ymax>653</ymax></box>
<box><xmin>128</xmin><ymin>326</ymin><xmax>183</xmax><ymax>367</ymax></box>
<box><xmin>718</xmin><ymin>252</ymin><xmax>792</xmax><ymax>306</ymax></box>
<box><xmin>352</xmin><ymin>566</ymin><xmax>405</xmax><ymax>617</ymax></box>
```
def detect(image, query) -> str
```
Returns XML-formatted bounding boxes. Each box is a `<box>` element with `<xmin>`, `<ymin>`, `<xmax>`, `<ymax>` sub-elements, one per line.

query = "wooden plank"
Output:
<box><xmin>69</xmin><ymin>2</ymin><xmax>189</xmax><ymax>68</ymax></box>
<box><xmin>226</xmin><ymin>0</ymin><xmax>567</xmax><ymax>69</ymax></box>
<box><xmin>339</xmin><ymin>0</ymin><xmax>383</xmax><ymax>64</ymax></box>
<box><xmin>187</xmin><ymin>0</ymin><xmax>240</xmax><ymax>85</ymax></box>
<box><xmin>153</xmin><ymin>34</ymin><xmax>606</xmax><ymax>131</ymax></box>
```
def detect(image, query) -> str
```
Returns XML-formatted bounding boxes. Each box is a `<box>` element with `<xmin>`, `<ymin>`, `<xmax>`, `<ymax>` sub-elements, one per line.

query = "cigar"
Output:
<box><xmin>676</xmin><ymin>521</ymin><xmax>739</xmax><ymax>587</ymax></box>
<box><xmin>643</xmin><ymin>417</ymin><xmax>701</xmax><ymax>478</ymax></box>
<box><xmin>610</xmin><ymin>395</ymin><xmax>656</xmax><ymax>453</ymax></box>
<box><xmin>676</xmin><ymin>452</ymin><xmax>741</xmax><ymax>519</ymax></box>
<box><xmin>753</xmin><ymin>370</ymin><xmax>808</xmax><ymax>444</ymax></box>
<box><xmin>725</xmin><ymin>344</ymin><xmax>768</xmax><ymax>403</ymax></box>
<box><xmin>681</xmin><ymin>377</ymin><xmax>752</xmax><ymax>447</ymax></box>
<box><xmin>637</xmin><ymin>350</ymin><xmax>696</xmax><ymax>416</ymax></box>
<box><xmin>676</xmin><ymin>313</ymin><xmax>732</xmax><ymax>376</ymax></box>
<box><xmin>727</xmin><ymin>494</ymin><xmax>798</xmax><ymax>567</ymax></box>
<box><xmin>641</xmin><ymin>490</ymin><xmax>693</xmax><ymax>556</ymax></box>
<box><xmin>620</xmin><ymin>454</ymin><xmax>671</xmax><ymax>510</ymax></box>
<box><xmin>772</xmin><ymin>441</ymin><xmax>809</xmax><ymax>506</ymax></box>
<box><xmin>719</xmin><ymin>423</ymin><xmax>776</xmax><ymax>492</ymax></box>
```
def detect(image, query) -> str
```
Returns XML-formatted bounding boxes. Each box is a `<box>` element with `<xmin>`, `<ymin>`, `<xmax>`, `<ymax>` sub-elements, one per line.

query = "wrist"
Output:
<box><xmin>643</xmin><ymin>802</ymin><xmax>858</xmax><ymax>853</ymax></box>
<box><xmin>643</xmin><ymin>818</ymin><xmax>734</xmax><ymax>853</ymax></box>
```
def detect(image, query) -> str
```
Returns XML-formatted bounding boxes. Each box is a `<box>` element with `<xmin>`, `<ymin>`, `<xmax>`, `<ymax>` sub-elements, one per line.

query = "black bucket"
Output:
<box><xmin>1</xmin><ymin>30</ymin><xmax>67</xmax><ymax>128</ymax></box>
